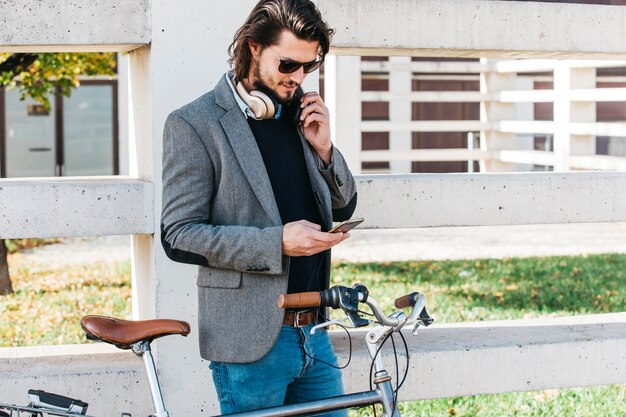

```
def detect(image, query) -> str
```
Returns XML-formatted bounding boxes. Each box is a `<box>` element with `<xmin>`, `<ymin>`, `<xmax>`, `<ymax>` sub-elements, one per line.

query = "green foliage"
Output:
<box><xmin>4</xmin><ymin>238</ymin><xmax>62</xmax><ymax>255</ymax></box>
<box><xmin>0</xmin><ymin>52</ymin><xmax>116</xmax><ymax>111</ymax></box>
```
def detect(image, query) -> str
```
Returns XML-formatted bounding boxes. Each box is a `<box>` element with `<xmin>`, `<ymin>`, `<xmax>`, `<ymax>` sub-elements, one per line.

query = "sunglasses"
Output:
<box><xmin>266</xmin><ymin>46</ymin><xmax>323</xmax><ymax>74</ymax></box>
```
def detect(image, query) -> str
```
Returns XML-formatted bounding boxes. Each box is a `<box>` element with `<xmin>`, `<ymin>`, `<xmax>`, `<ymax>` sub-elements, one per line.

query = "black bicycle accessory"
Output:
<box><xmin>395</xmin><ymin>291</ymin><xmax>434</xmax><ymax>326</ymax></box>
<box><xmin>319</xmin><ymin>285</ymin><xmax>369</xmax><ymax>327</ymax></box>
<box><xmin>419</xmin><ymin>307</ymin><xmax>434</xmax><ymax>326</ymax></box>
<box><xmin>28</xmin><ymin>389</ymin><xmax>89</xmax><ymax>415</ymax></box>
<box><xmin>85</xmin><ymin>332</ymin><xmax>101</xmax><ymax>341</ymax></box>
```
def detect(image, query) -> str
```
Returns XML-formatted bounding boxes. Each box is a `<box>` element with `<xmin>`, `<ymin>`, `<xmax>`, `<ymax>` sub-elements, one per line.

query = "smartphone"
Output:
<box><xmin>329</xmin><ymin>218</ymin><xmax>364</xmax><ymax>233</ymax></box>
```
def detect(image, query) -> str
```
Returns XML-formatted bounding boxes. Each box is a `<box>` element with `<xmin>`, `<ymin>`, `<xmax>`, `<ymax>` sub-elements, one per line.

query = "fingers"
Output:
<box><xmin>300</xmin><ymin>94</ymin><xmax>328</xmax><ymax>125</ymax></box>
<box><xmin>292</xmin><ymin>219</ymin><xmax>321</xmax><ymax>231</ymax></box>
<box><xmin>299</xmin><ymin>92</ymin><xmax>332</xmax><ymax>155</ymax></box>
<box><xmin>282</xmin><ymin>220</ymin><xmax>351</xmax><ymax>257</ymax></box>
<box><xmin>299</xmin><ymin>92</ymin><xmax>323</xmax><ymax>108</ymax></box>
<box><xmin>300</xmin><ymin>103</ymin><xmax>327</xmax><ymax>128</ymax></box>
<box><xmin>309</xmin><ymin>229</ymin><xmax>344</xmax><ymax>244</ymax></box>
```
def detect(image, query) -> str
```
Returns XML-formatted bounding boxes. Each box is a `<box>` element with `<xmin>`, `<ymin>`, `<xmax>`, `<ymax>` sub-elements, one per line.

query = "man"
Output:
<box><xmin>160</xmin><ymin>0</ymin><xmax>356</xmax><ymax>414</ymax></box>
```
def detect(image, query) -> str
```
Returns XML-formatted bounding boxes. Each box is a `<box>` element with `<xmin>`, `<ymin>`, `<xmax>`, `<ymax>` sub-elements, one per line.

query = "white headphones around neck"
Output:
<box><xmin>235</xmin><ymin>81</ymin><xmax>279</xmax><ymax>120</ymax></box>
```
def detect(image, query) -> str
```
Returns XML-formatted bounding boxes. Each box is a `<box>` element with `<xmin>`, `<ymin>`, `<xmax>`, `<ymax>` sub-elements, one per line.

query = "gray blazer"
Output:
<box><xmin>161</xmin><ymin>74</ymin><xmax>357</xmax><ymax>363</ymax></box>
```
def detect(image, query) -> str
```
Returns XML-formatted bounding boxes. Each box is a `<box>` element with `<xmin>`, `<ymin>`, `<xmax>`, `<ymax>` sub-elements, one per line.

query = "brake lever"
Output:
<box><xmin>405</xmin><ymin>301</ymin><xmax>434</xmax><ymax>335</ymax></box>
<box><xmin>346</xmin><ymin>310</ymin><xmax>370</xmax><ymax>328</ymax></box>
<box><xmin>310</xmin><ymin>319</ymin><xmax>353</xmax><ymax>334</ymax></box>
<box><xmin>412</xmin><ymin>320</ymin><xmax>424</xmax><ymax>336</ymax></box>
<box><xmin>411</xmin><ymin>315</ymin><xmax>435</xmax><ymax>335</ymax></box>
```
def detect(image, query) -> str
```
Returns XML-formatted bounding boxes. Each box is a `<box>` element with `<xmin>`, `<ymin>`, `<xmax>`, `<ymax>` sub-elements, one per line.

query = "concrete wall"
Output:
<box><xmin>0</xmin><ymin>178</ymin><xmax>153</xmax><ymax>238</ymax></box>
<box><xmin>1</xmin><ymin>1</ymin><xmax>626</xmax><ymax>416</ymax></box>
<box><xmin>320</xmin><ymin>0</ymin><xmax>626</xmax><ymax>59</ymax></box>
<box><xmin>0</xmin><ymin>344</ymin><xmax>151</xmax><ymax>416</ymax></box>
<box><xmin>0</xmin><ymin>0</ymin><xmax>149</xmax><ymax>52</ymax></box>
<box><xmin>337</xmin><ymin>313</ymin><xmax>626</xmax><ymax>400</ymax></box>
<box><xmin>2</xmin><ymin>312</ymin><xmax>625</xmax><ymax>415</ymax></box>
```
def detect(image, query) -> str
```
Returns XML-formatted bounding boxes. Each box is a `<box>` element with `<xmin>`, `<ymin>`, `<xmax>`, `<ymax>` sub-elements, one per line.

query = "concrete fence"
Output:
<box><xmin>1</xmin><ymin>1</ymin><xmax>626</xmax><ymax>416</ymax></box>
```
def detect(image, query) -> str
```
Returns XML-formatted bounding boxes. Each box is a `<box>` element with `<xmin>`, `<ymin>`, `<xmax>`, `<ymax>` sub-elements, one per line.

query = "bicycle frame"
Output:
<box><xmin>208</xmin><ymin>382</ymin><xmax>397</xmax><ymax>417</ymax></box>
<box><xmin>134</xmin><ymin>332</ymin><xmax>400</xmax><ymax>417</ymax></box>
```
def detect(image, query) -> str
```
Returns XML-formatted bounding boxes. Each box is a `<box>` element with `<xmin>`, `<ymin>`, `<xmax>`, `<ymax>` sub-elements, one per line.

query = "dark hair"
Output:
<box><xmin>228</xmin><ymin>0</ymin><xmax>335</xmax><ymax>81</ymax></box>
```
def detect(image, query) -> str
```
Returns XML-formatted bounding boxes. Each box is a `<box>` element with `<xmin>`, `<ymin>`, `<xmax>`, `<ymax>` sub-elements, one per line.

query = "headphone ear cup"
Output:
<box><xmin>249</xmin><ymin>90</ymin><xmax>277</xmax><ymax>120</ymax></box>
<box><xmin>246</xmin><ymin>95</ymin><xmax>270</xmax><ymax>119</ymax></box>
<box><xmin>236</xmin><ymin>81</ymin><xmax>272</xmax><ymax>119</ymax></box>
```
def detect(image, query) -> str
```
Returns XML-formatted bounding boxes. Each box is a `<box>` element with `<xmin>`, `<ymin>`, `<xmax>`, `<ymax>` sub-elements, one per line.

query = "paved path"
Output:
<box><xmin>15</xmin><ymin>222</ymin><xmax>626</xmax><ymax>266</ymax></box>
<box><xmin>333</xmin><ymin>222</ymin><xmax>626</xmax><ymax>262</ymax></box>
<box><xmin>15</xmin><ymin>235</ymin><xmax>131</xmax><ymax>268</ymax></box>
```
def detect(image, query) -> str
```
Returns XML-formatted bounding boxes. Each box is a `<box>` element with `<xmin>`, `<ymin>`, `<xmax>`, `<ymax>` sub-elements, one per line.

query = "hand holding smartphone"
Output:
<box><xmin>328</xmin><ymin>218</ymin><xmax>364</xmax><ymax>233</ymax></box>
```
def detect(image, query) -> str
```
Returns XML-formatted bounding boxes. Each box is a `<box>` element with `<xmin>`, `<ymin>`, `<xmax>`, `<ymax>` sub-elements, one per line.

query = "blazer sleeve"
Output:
<box><xmin>315</xmin><ymin>145</ymin><xmax>357</xmax><ymax>222</ymax></box>
<box><xmin>160</xmin><ymin>112</ymin><xmax>284</xmax><ymax>274</ymax></box>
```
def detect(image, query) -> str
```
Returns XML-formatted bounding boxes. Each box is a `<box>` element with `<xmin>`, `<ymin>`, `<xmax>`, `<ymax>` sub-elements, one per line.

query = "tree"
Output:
<box><xmin>0</xmin><ymin>52</ymin><xmax>117</xmax><ymax>295</ymax></box>
<box><xmin>0</xmin><ymin>52</ymin><xmax>116</xmax><ymax>110</ymax></box>
<box><xmin>0</xmin><ymin>241</ymin><xmax>11</xmax><ymax>295</ymax></box>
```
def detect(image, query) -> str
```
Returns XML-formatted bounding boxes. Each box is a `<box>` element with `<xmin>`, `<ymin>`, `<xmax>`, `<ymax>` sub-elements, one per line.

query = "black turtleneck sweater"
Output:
<box><xmin>247</xmin><ymin>114</ymin><xmax>325</xmax><ymax>294</ymax></box>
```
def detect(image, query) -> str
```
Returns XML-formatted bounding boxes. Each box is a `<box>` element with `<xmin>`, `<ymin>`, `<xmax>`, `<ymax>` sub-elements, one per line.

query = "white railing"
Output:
<box><xmin>349</xmin><ymin>58</ymin><xmax>626</xmax><ymax>174</ymax></box>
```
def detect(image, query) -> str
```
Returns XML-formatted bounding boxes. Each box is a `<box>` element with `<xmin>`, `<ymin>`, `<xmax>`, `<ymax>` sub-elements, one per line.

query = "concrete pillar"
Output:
<box><xmin>570</xmin><ymin>67</ymin><xmax>596</xmax><ymax>167</ymax></box>
<box><xmin>126</xmin><ymin>1</ymin><xmax>257</xmax><ymax>414</ymax></box>
<box><xmin>389</xmin><ymin>56</ymin><xmax>412</xmax><ymax>173</ymax></box>
<box><xmin>553</xmin><ymin>63</ymin><xmax>595</xmax><ymax>171</ymax></box>
<box><xmin>128</xmin><ymin>45</ymin><xmax>156</xmax><ymax>322</ymax></box>
<box><xmin>117</xmin><ymin>53</ymin><xmax>130</xmax><ymax>176</ymax></box>
<box><xmin>515</xmin><ymin>76</ymin><xmax>536</xmax><ymax>171</ymax></box>
<box><xmin>325</xmin><ymin>55</ymin><xmax>362</xmax><ymax>174</ymax></box>
<box><xmin>480</xmin><ymin>58</ymin><xmax>518</xmax><ymax>172</ymax></box>
<box><xmin>553</xmin><ymin>62</ymin><xmax>571</xmax><ymax>171</ymax></box>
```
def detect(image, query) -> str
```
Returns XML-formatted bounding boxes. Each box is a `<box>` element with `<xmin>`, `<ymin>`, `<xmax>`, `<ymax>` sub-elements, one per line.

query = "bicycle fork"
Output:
<box><xmin>366</xmin><ymin>326</ymin><xmax>403</xmax><ymax>417</ymax></box>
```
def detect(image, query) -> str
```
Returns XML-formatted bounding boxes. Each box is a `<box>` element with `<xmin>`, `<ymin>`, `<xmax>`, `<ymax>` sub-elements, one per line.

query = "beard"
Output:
<box><xmin>252</xmin><ymin>62</ymin><xmax>299</xmax><ymax>106</ymax></box>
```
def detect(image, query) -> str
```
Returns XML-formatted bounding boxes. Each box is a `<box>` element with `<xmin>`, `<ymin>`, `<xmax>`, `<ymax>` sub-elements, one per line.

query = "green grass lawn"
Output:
<box><xmin>331</xmin><ymin>255</ymin><xmax>626</xmax><ymax>417</ymax></box>
<box><xmin>331</xmin><ymin>254</ymin><xmax>626</xmax><ymax>322</ymax></box>
<box><xmin>1</xmin><ymin>249</ymin><xmax>624</xmax><ymax>416</ymax></box>
<box><xmin>0</xmin><ymin>252</ymin><xmax>131</xmax><ymax>347</ymax></box>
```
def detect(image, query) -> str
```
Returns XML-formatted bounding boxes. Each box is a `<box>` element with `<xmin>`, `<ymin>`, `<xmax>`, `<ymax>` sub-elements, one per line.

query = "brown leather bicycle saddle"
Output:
<box><xmin>81</xmin><ymin>315</ymin><xmax>190</xmax><ymax>349</ymax></box>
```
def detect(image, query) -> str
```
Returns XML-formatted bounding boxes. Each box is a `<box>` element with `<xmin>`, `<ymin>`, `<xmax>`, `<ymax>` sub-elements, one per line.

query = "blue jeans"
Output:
<box><xmin>209</xmin><ymin>324</ymin><xmax>347</xmax><ymax>416</ymax></box>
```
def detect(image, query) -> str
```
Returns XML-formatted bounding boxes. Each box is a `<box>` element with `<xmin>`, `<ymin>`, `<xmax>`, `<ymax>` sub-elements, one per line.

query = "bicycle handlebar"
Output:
<box><xmin>277</xmin><ymin>292</ymin><xmax>321</xmax><ymax>309</ymax></box>
<box><xmin>278</xmin><ymin>285</ymin><xmax>433</xmax><ymax>329</ymax></box>
<box><xmin>394</xmin><ymin>292</ymin><xmax>417</xmax><ymax>309</ymax></box>
<box><xmin>277</xmin><ymin>286</ymin><xmax>363</xmax><ymax>310</ymax></box>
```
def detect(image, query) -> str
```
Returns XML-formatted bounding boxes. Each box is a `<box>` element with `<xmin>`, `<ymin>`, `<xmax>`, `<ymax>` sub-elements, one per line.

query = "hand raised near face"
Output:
<box><xmin>299</xmin><ymin>92</ymin><xmax>332</xmax><ymax>165</ymax></box>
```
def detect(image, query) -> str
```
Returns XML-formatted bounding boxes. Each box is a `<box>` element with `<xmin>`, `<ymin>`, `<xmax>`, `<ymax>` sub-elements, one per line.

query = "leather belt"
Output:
<box><xmin>283</xmin><ymin>310</ymin><xmax>317</xmax><ymax>327</ymax></box>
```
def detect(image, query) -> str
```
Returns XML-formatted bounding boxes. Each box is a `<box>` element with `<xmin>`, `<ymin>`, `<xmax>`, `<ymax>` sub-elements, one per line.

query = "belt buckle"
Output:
<box><xmin>293</xmin><ymin>310</ymin><xmax>309</xmax><ymax>327</ymax></box>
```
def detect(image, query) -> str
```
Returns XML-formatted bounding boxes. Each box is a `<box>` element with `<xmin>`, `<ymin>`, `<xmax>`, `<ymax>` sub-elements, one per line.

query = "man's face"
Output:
<box><xmin>249</xmin><ymin>30</ymin><xmax>320</xmax><ymax>104</ymax></box>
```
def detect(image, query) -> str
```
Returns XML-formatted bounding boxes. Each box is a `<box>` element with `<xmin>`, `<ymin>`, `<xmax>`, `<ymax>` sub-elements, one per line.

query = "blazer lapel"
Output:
<box><xmin>298</xmin><ymin>128</ymin><xmax>332</xmax><ymax>229</ymax></box>
<box><xmin>215</xmin><ymin>76</ymin><xmax>281</xmax><ymax>224</ymax></box>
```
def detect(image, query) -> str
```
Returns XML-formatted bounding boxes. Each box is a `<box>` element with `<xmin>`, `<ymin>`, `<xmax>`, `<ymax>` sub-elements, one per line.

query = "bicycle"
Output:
<box><xmin>0</xmin><ymin>284</ymin><xmax>433</xmax><ymax>417</ymax></box>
